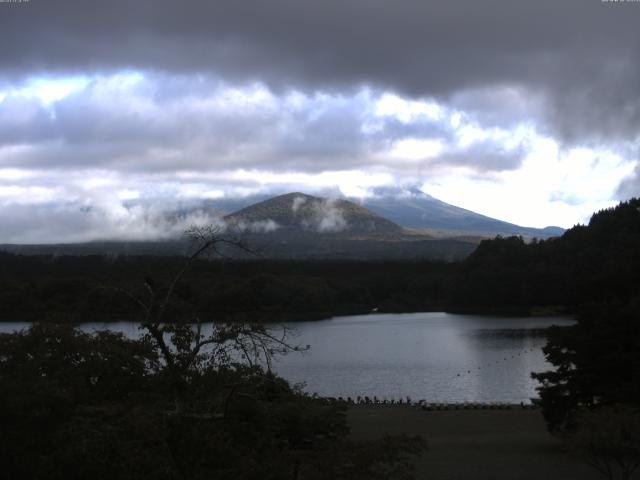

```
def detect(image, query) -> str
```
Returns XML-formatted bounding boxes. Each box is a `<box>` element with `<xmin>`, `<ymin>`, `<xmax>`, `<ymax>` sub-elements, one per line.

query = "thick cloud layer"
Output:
<box><xmin>1</xmin><ymin>0</ymin><xmax>639</xmax><ymax>242</ymax></box>
<box><xmin>2</xmin><ymin>0</ymin><xmax>639</xmax><ymax>143</ymax></box>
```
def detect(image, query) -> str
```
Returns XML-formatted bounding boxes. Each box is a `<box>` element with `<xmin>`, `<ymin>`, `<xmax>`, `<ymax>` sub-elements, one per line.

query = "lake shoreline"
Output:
<box><xmin>0</xmin><ymin>305</ymin><xmax>573</xmax><ymax>324</ymax></box>
<box><xmin>1</xmin><ymin>312</ymin><xmax>575</xmax><ymax>404</ymax></box>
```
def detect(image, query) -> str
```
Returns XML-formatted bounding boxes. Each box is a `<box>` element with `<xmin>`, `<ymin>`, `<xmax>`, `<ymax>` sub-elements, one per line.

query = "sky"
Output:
<box><xmin>1</xmin><ymin>0</ymin><xmax>639</xmax><ymax>242</ymax></box>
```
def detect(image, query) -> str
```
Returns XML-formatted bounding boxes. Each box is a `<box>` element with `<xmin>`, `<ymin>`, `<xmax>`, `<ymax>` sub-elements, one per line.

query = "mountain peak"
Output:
<box><xmin>225</xmin><ymin>192</ymin><xmax>402</xmax><ymax>234</ymax></box>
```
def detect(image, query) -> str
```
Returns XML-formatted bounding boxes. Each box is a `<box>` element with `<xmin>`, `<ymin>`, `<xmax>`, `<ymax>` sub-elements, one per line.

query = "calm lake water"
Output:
<box><xmin>0</xmin><ymin>312</ymin><xmax>574</xmax><ymax>403</ymax></box>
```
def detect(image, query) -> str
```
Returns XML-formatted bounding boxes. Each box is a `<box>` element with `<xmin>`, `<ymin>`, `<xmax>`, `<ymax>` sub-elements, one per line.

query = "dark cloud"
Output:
<box><xmin>449</xmin><ymin>86</ymin><xmax>544</xmax><ymax>131</ymax></box>
<box><xmin>435</xmin><ymin>139</ymin><xmax>528</xmax><ymax>172</ymax></box>
<box><xmin>2</xmin><ymin>0</ymin><xmax>639</xmax><ymax>146</ymax></box>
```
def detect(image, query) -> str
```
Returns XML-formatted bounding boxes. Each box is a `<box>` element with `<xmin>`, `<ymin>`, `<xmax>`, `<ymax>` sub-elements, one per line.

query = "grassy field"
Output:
<box><xmin>348</xmin><ymin>406</ymin><xmax>609</xmax><ymax>480</ymax></box>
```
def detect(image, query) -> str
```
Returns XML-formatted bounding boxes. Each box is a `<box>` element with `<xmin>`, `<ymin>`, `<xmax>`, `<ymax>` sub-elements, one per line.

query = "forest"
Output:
<box><xmin>1</xmin><ymin>198</ymin><xmax>639</xmax><ymax>479</ymax></box>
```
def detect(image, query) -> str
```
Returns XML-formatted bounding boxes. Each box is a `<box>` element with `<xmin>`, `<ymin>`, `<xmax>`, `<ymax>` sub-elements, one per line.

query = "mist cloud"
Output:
<box><xmin>229</xmin><ymin>219</ymin><xmax>280</xmax><ymax>234</ymax></box>
<box><xmin>0</xmin><ymin>200</ymin><xmax>222</xmax><ymax>244</ymax></box>
<box><xmin>299</xmin><ymin>197</ymin><xmax>348</xmax><ymax>233</ymax></box>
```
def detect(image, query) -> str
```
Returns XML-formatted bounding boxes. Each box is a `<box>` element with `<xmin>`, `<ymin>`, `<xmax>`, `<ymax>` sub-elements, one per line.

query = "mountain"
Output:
<box><xmin>0</xmin><ymin>190</ymin><xmax>563</xmax><ymax>260</ymax></box>
<box><xmin>357</xmin><ymin>187</ymin><xmax>564</xmax><ymax>238</ymax></box>
<box><xmin>1</xmin><ymin>193</ymin><xmax>479</xmax><ymax>260</ymax></box>
<box><xmin>219</xmin><ymin>192</ymin><xmax>477</xmax><ymax>260</ymax></box>
<box><xmin>225</xmin><ymin>192</ymin><xmax>402</xmax><ymax>235</ymax></box>
<box><xmin>124</xmin><ymin>188</ymin><xmax>564</xmax><ymax>239</ymax></box>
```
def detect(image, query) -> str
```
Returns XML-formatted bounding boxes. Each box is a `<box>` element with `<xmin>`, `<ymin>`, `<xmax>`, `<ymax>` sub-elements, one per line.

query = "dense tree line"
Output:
<box><xmin>450</xmin><ymin>198</ymin><xmax>640</xmax><ymax>313</ymax></box>
<box><xmin>0</xmin><ymin>256</ymin><xmax>455</xmax><ymax>322</ymax></box>
<box><xmin>520</xmin><ymin>198</ymin><xmax>640</xmax><ymax>471</ymax></box>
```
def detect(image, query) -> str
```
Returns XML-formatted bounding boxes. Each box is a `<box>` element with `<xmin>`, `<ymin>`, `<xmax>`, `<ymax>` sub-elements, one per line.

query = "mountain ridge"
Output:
<box><xmin>225</xmin><ymin>192</ymin><xmax>403</xmax><ymax>235</ymax></box>
<box><xmin>357</xmin><ymin>187</ymin><xmax>564</xmax><ymax>238</ymax></box>
<box><xmin>124</xmin><ymin>188</ymin><xmax>564</xmax><ymax>239</ymax></box>
<box><xmin>0</xmin><ymin>190</ymin><xmax>564</xmax><ymax>259</ymax></box>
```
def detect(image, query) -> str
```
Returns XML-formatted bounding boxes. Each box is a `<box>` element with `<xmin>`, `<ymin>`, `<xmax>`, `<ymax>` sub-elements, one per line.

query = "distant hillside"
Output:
<box><xmin>358</xmin><ymin>187</ymin><xmax>564</xmax><ymax>238</ymax></box>
<box><xmin>195</xmin><ymin>188</ymin><xmax>564</xmax><ymax>238</ymax></box>
<box><xmin>0</xmin><ymin>193</ymin><xmax>477</xmax><ymax>261</ymax></box>
<box><xmin>0</xmin><ymin>241</ymin><xmax>190</xmax><ymax>257</ymax></box>
<box><xmin>0</xmin><ymin>234</ymin><xmax>477</xmax><ymax>261</ymax></box>
<box><xmin>449</xmin><ymin>197</ymin><xmax>640</xmax><ymax>313</ymax></box>
<box><xmin>220</xmin><ymin>192</ymin><xmax>476</xmax><ymax>260</ymax></box>
<box><xmin>1</xmin><ymin>190</ymin><xmax>567</xmax><ymax>260</ymax></box>
<box><xmin>225</xmin><ymin>192</ymin><xmax>402</xmax><ymax>235</ymax></box>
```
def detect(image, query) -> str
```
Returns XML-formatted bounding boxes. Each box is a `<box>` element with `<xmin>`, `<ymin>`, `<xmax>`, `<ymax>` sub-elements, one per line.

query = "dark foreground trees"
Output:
<box><xmin>0</xmin><ymin>323</ymin><xmax>416</xmax><ymax>479</ymax></box>
<box><xmin>532</xmin><ymin>298</ymin><xmax>640</xmax><ymax>433</ymax></box>
<box><xmin>0</xmin><ymin>323</ymin><xmax>425</xmax><ymax>479</ymax></box>
<box><xmin>0</xmin><ymin>227</ymin><xmax>424</xmax><ymax>479</ymax></box>
<box><xmin>528</xmin><ymin>200</ymin><xmax>640</xmax><ymax>478</ymax></box>
<box><xmin>533</xmin><ymin>298</ymin><xmax>640</xmax><ymax>480</ymax></box>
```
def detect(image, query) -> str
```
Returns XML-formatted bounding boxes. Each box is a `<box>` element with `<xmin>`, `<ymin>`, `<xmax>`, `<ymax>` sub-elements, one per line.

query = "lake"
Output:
<box><xmin>0</xmin><ymin>312</ymin><xmax>574</xmax><ymax>403</ymax></box>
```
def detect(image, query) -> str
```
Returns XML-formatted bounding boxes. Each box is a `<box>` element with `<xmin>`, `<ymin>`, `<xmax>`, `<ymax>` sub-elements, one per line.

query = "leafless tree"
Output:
<box><xmin>118</xmin><ymin>224</ymin><xmax>304</xmax><ymax>379</ymax></box>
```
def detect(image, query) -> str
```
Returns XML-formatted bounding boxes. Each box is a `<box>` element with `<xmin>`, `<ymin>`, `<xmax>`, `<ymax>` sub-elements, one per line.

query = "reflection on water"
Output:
<box><xmin>272</xmin><ymin>312</ymin><xmax>574</xmax><ymax>403</ymax></box>
<box><xmin>471</xmin><ymin>328</ymin><xmax>551</xmax><ymax>338</ymax></box>
<box><xmin>0</xmin><ymin>312</ymin><xmax>574</xmax><ymax>403</ymax></box>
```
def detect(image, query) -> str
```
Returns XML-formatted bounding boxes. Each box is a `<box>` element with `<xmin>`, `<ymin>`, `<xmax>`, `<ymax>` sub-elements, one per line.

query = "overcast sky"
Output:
<box><xmin>1</xmin><ymin>0</ymin><xmax>639</xmax><ymax>242</ymax></box>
